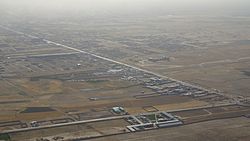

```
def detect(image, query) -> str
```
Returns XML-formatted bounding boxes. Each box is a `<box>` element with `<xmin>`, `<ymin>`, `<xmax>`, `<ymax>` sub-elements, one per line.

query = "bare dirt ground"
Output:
<box><xmin>90</xmin><ymin>117</ymin><xmax>250</xmax><ymax>141</ymax></box>
<box><xmin>141</xmin><ymin>45</ymin><xmax>250</xmax><ymax>98</ymax></box>
<box><xmin>1</xmin><ymin>14</ymin><xmax>250</xmax><ymax>140</ymax></box>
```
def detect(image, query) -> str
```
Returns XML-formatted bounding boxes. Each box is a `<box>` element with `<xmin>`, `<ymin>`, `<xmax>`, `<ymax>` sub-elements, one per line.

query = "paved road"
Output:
<box><xmin>1</xmin><ymin>115</ymin><xmax>131</xmax><ymax>134</ymax></box>
<box><xmin>0</xmin><ymin>25</ymin><xmax>215</xmax><ymax>93</ymax></box>
<box><xmin>1</xmin><ymin>102</ymin><xmax>237</xmax><ymax>134</ymax></box>
<box><xmin>0</xmin><ymin>25</ymin><xmax>239</xmax><ymax>134</ymax></box>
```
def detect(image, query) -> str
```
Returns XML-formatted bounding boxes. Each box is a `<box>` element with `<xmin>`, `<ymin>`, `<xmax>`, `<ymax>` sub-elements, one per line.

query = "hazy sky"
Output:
<box><xmin>0</xmin><ymin>0</ymin><xmax>250</xmax><ymax>17</ymax></box>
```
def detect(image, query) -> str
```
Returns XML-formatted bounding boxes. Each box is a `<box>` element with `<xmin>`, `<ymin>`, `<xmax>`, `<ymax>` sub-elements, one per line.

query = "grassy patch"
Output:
<box><xmin>146</xmin><ymin>114</ymin><xmax>157</xmax><ymax>121</ymax></box>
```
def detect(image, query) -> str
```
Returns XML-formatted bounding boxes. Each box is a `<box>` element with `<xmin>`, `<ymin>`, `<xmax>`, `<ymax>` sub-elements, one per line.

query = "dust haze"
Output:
<box><xmin>0</xmin><ymin>0</ymin><xmax>250</xmax><ymax>18</ymax></box>
<box><xmin>0</xmin><ymin>1</ymin><xmax>250</xmax><ymax>141</ymax></box>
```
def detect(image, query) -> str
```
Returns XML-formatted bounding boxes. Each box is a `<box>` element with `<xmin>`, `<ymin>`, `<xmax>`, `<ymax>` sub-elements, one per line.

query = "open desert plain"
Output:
<box><xmin>0</xmin><ymin>0</ymin><xmax>250</xmax><ymax>141</ymax></box>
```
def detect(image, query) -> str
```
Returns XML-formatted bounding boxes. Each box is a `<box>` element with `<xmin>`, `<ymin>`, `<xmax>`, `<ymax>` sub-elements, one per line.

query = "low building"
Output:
<box><xmin>112</xmin><ymin>107</ymin><xmax>125</xmax><ymax>114</ymax></box>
